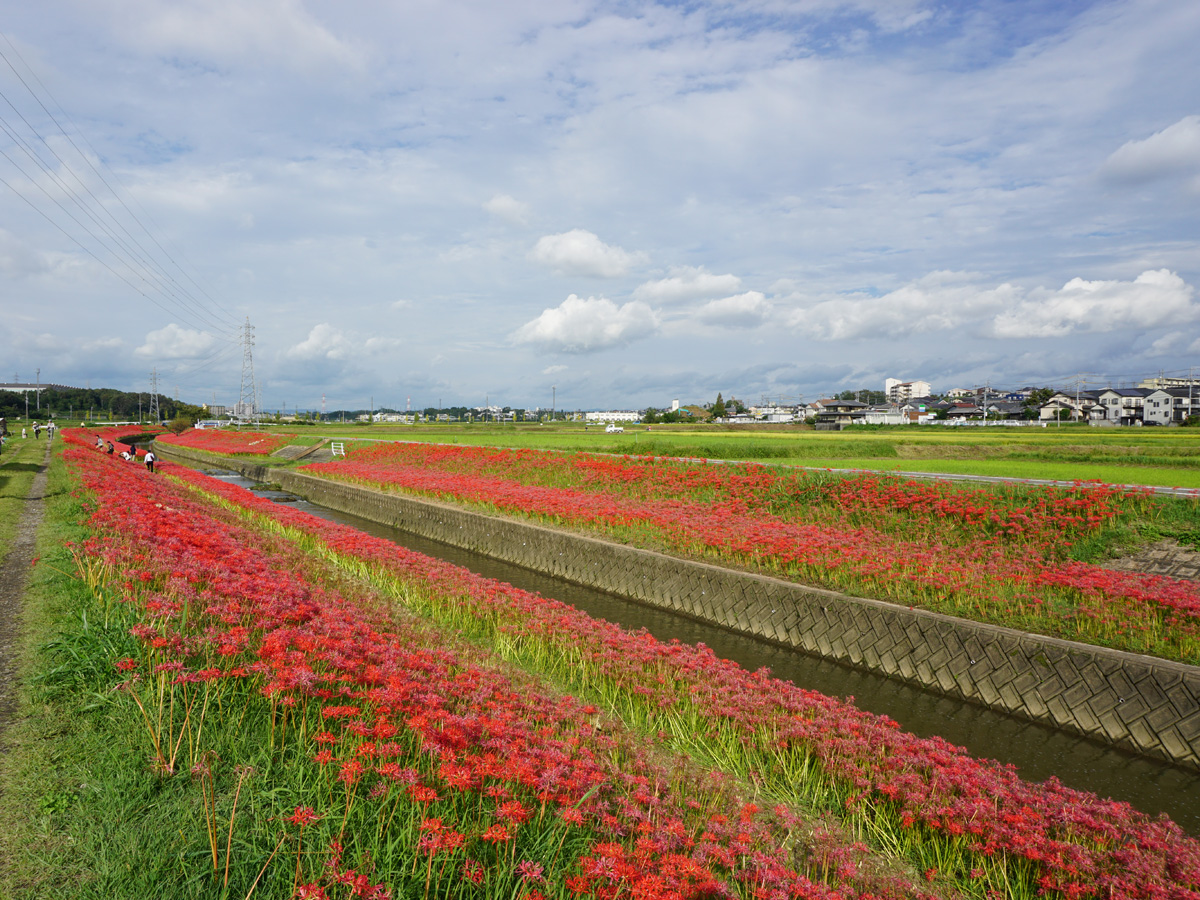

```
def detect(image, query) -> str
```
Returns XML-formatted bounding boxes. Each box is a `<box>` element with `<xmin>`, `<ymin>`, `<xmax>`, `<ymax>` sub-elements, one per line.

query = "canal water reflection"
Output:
<box><xmin>212</xmin><ymin>472</ymin><xmax>1200</xmax><ymax>833</ymax></box>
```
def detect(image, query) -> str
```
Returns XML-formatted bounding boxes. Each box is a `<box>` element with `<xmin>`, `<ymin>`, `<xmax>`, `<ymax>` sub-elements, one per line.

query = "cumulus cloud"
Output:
<box><xmin>542</xmin><ymin>364</ymin><xmax>568</xmax><ymax>375</ymax></box>
<box><xmin>633</xmin><ymin>266</ymin><xmax>744</xmax><ymax>304</ymax></box>
<box><xmin>484</xmin><ymin>194</ymin><xmax>531</xmax><ymax>225</ymax></box>
<box><xmin>528</xmin><ymin>230</ymin><xmax>643</xmax><ymax>278</ymax></box>
<box><xmin>993</xmin><ymin>269</ymin><xmax>1196</xmax><ymax>338</ymax></box>
<box><xmin>789</xmin><ymin>269</ymin><xmax>1198</xmax><ymax>342</ymax></box>
<box><xmin>511</xmin><ymin>294</ymin><xmax>658</xmax><ymax>353</ymax></box>
<box><xmin>135</xmin><ymin>323</ymin><xmax>217</xmax><ymax>359</ymax></box>
<box><xmin>1100</xmin><ymin>116</ymin><xmax>1200</xmax><ymax>186</ymax></box>
<box><xmin>286</xmin><ymin>323</ymin><xmax>355</xmax><ymax>361</ymax></box>
<box><xmin>696</xmin><ymin>291</ymin><xmax>770</xmax><ymax>327</ymax></box>
<box><xmin>791</xmin><ymin>271</ymin><xmax>1020</xmax><ymax>340</ymax></box>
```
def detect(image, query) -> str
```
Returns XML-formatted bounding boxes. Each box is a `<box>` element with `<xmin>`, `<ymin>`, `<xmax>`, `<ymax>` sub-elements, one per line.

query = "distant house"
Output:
<box><xmin>944</xmin><ymin>403</ymin><xmax>982</xmax><ymax>420</ymax></box>
<box><xmin>1040</xmin><ymin>390</ymin><xmax>1102</xmax><ymax>421</ymax></box>
<box><xmin>748</xmin><ymin>405</ymin><xmax>799</xmax><ymax>423</ymax></box>
<box><xmin>1144</xmin><ymin>388</ymin><xmax>1200</xmax><ymax>425</ymax></box>
<box><xmin>983</xmin><ymin>401</ymin><xmax>1026</xmax><ymax>419</ymax></box>
<box><xmin>814</xmin><ymin>399</ymin><xmax>868</xmax><ymax>429</ymax></box>
<box><xmin>1097</xmin><ymin>388</ymin><xmax>1152</xmax><ymax>425</ymax></box>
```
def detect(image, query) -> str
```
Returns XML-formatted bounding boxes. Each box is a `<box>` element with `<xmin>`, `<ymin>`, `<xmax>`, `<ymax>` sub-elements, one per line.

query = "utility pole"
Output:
<box><xmin>552</xmin><ymin>385</ymin><xmax>556</xmax><ymax>422</ymax></box>
<box><xmin>36</xmin><ymin>368</ymin><xmax>40</xmax><ymax>410</ymax></box>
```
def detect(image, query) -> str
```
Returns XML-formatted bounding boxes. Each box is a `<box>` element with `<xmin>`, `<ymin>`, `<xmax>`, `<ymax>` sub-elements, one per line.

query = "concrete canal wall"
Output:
<box><xmin>156</xmin><ymin>443</ymin><xmax>1200</xmax><ymax>771</ymax></box>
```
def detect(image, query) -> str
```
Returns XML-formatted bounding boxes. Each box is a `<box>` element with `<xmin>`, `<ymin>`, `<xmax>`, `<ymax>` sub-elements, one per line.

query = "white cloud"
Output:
<box><xmin>286</xmin><ymin>323</ymin><xmax>354</xmax><ymax>361</ymax></box>
<box><xmin>633</xmin><ymin>266</ymin><xmax>744</xmax><ymax>304</ymax></box>
<box><xmin>528</xmin><ymin>230</ymin><xmax>643</xmax><ymax>278</ymax></box>
<box><xmin>1100</xmin><ymin>116</ymin><xmax>1200</xmax><ymax>186</ymax></box>
<box><xmin>484</xmin><ymin>194</ymin><xmax>531</xmax><ymax>226</ymax></box>
<box><xmin>542</xmin><ymin>364</ymin><xmax>568</xmax><ymax>375</ymax></box>
<box><xmin>134</xmin><ymin>323</ymin><xmax>217</xmax><ymax>359</ymax></box>
<box><xmin>993</xmin><ymin>269</ymin><xmax>1197</xmax><ymax>338</ymax></box>
<box><xmin>512</xmin><ymin>294</ymin><xmax>658</xmax><ymax>353</ymax></box>
<box><xmin>791</xmin><ymin>271</ymin><xmax>1020</xmax><ymax>340</ymax></box>
<box><xmin>364</xmin><ymin>336</ymin><xmax>402</xmax><ymax>353</ymax></box>
<box><xmin>696</xmin><ymin>291</ymin><xmax>770</xmax><ymax>327</ymax></box>
<box><xmin>1149</xmin><ymin>332</ymin><xmax>1188</xmax><ymax>356</ymax></box>
<box><xmin>125</xmin><ymin>0</ymin><xmax>362</xmax><ymax>73</ymax></box>
<box><xmin>791</xmin><ymin>269</ymin><xmax>1199</xmax><ymax>341</ymax></box>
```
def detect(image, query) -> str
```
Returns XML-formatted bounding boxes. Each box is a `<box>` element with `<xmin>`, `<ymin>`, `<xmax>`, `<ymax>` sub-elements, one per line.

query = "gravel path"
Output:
<box><xmin>0</xmin><ymin>440</ymin><xmax>52</xmax><ymax>753</ymax></box>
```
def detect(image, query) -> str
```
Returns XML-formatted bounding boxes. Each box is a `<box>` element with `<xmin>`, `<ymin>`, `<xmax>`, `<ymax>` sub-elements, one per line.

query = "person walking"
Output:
<box><xmin>144</xmin><ymin>449</ymin><xmax>157</xmax><ymax>474</ymax></box>
<box><xmin>33</xmin><ymin>422</ymin><xmax>40</xmax><ymax>439</ymax></box>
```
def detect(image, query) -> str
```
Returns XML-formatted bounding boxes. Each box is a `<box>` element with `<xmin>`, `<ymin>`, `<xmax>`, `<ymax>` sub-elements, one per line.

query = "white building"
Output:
<box><xmin>1144</xmin><ymin>388</ymin><xmax>1200</xmax><ymax>425</ymax></box>
<box><xmin>585</xmin><ymin>410</ymin><xmax>641</xmax><ymax>423</ymax></box>
<box><xmin>748</xmin><ymin>405</ymin><xmax>798</xmax><ymax>422</ymax></box>
<box><xmin>884</xmin><ymin>378</ymin><xmax>932</xmax><ymax>403</ymax></box>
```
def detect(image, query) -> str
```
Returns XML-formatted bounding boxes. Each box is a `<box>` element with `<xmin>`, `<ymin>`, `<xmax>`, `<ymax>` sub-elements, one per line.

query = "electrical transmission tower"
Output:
<box><xmin>148</xmin><ymin>368</ymin><xmax>161</xmax><ymax>422</ymax></box>
<box><xmin>237</xmin><ymin>317</ymin><xmax>257</xmax><ymax>422</ymax></box>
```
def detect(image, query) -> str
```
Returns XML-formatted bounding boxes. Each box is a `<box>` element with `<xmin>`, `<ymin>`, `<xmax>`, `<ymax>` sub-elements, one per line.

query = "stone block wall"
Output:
<box><xmin>155</xmin><ymin>443</ymin><xmax>1200</xmax><ymax>770</ymax></box>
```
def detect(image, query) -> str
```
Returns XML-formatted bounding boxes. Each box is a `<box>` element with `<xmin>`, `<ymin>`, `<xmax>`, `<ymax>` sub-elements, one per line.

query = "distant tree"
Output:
<box><xmin>166</xmin><ymin>417</ymin><xmax>192</xmax><ymax>434</ymax></box>
<box><xmin>642</xmin><ymin>408</ymin><xmax>661</xmax><ymax>424</ymax></box>
<box><xmin>1025</xmin><ymin>387</ymin><xmax>1054</xmax><ymax>407</ymax></box>
<box><xmin>710</xmin><ymin>393</ymin><xmax>727</xmax><ymax>419</ymax></box>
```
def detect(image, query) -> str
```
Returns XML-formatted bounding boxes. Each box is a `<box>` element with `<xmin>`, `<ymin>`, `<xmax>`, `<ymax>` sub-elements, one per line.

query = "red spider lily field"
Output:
<box><xmin>286</xmin><ymin>440</ymin><xmax>1200</xmax><ymax>665</ymax></box>
<box><xmin>2</xmin><ymin>429</ymin><xmax>1198</xmax><ymax>900</ymax></box>
<box><xmin>157</xmin><ymin>428</ymin><xmax>296</xmax><ymax>456</ymax></box>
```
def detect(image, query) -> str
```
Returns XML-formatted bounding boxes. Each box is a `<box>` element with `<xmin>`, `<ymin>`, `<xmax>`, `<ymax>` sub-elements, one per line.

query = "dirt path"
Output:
<box><xmin>0</xmin><ymin>440</ymin><xmax>52</xmax><ymax>752</ymax></box>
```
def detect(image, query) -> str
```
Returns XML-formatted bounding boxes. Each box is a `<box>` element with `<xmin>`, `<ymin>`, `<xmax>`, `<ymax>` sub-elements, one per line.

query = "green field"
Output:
<box><xmin>271</xmin><ymin>422</ymin><xmax>1200</xmax><ymax>489</ymax></box>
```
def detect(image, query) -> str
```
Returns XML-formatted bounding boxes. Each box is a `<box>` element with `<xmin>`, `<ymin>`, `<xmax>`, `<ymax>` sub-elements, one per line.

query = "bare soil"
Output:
<box><xmin>0</xmin><ymin>441</ymin><xmax>51</xmax><ymax>752</ymax></box>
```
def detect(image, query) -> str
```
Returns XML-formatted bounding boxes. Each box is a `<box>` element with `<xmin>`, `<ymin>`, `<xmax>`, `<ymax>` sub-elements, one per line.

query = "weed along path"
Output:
<box><xmin>0</xmin><ymin>439</ymin><xmax>51</xmax><ymax>751</ymax></box>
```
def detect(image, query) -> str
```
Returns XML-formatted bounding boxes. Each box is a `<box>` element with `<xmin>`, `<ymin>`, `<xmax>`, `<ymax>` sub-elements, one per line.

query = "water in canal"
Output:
<box><xmin>211</xmin><ymin>472</ymin><xmax>1200</xmax><ymax>833</ymax></box>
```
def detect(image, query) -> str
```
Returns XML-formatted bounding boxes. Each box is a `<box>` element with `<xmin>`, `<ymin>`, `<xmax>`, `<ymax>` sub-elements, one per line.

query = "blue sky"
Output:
<box><xmin>0</xmin><ymin>0</ymin><xmax>1197</xmax><ymax>411</ymax></box>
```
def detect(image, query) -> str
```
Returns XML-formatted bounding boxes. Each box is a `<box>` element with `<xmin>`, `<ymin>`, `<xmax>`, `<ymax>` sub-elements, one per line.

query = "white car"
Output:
<box><xmin>605</xmin><ymin>423</ymin><xmax>624</xmax><ymax>433</ymax></box>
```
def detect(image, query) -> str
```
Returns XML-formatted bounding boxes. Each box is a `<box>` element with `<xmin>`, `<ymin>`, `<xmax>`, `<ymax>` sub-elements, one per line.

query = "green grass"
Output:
<box><xmin>0</xmin><ymin>436</ymin><xmax>47</xmax><ymax>560</ymax></box>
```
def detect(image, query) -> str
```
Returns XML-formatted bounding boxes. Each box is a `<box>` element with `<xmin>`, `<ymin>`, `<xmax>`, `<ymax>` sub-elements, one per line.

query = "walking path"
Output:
<box><xmin>0</xmin><ymin>440</ymin><xmax>52</xmax><ymax>752</ymax></box>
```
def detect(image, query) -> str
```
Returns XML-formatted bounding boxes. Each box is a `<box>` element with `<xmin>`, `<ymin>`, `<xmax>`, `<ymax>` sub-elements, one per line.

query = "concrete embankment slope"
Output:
<box><xmin>154</xmin><ymin>442</ymin><xmax>1200</xmax><ymax>771</ymax></box>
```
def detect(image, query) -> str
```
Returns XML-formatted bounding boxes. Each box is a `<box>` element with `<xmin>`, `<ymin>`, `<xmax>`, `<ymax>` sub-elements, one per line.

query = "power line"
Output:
<box><xmin>0</xmin><ymin>31</ymin><xmax>240</xmax><ymax>337</ymax></box>
<box><xmin>0</xmin><ymin>30</ymin><xmax>239</xmax><ymax>327</ymax></box>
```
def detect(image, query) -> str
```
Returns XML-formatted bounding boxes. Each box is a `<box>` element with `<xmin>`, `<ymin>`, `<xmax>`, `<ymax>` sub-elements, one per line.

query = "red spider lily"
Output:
<box><xmin>299</xmin><ymin>441</ymin><xmax>1200</xmax><ymax>659</ymax></box>
<box><xmin>480</xmin><ymin>823</ymin><xmax>514</xmax><ymax>844</ymax></box>
<box><xmin>58</xmin><ymin>428</ymin><xmax>1200</xmax><ymax>900</ymax></box>
<box><xmin>158</xmin><ymin>428</ymin><xmax>294</xmax><ymax>456</ymax></box>
<box><xmin>288</xmin><ymin>806</ymin><xmax>321</xmax><ymax>827</ymax></box>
